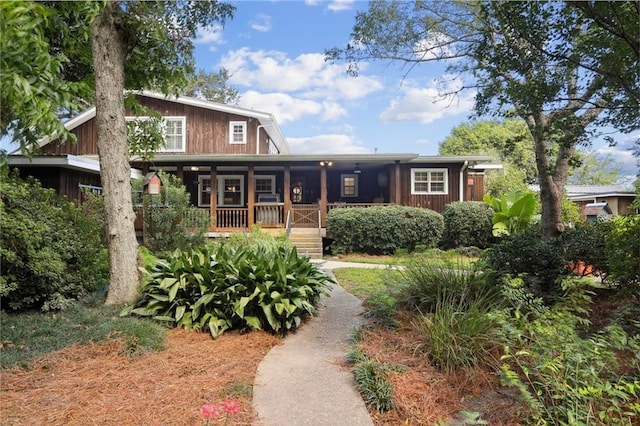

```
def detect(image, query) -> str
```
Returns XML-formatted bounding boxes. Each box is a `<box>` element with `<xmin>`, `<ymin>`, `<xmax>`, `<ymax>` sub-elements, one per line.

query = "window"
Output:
<box><xmin>341</xmin><ymin>174</ymin><xmax>358</xmax><ymax>198</ymax></box>
<box><xmin>411</xmin><ymin>168</ymin><xmax>448</xmax><ymax>194</ymax></box>
<box><xmin>198</xmin><ymin>176</ymin><xmax>212</xmax><ymax>207</ymax></box>
<box><xmin>255</xmin><ymin>176</ymin><xmax>275</xmax><ymax>194</ymax></box>
<box><xmin>163</xmin><ymin>117</ymin><xmax>186</xmax><ymax>152</ymax></box>
<box><xmin>229</xmin><ymin>121</ymin><xmax>247</xmax><ymax>144</ymax></box>
<box><xmin>217</xmin><ymin>175</ymin><xmax>244</xmax><ymax>206</ymax></box>
<box><xmin>125</xmin><ymin>116</ymin><xmax>186</xmax><ymax>152</ymax></box>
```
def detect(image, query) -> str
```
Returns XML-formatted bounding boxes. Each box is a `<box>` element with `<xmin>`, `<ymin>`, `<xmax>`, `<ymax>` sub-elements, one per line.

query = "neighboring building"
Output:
<box><xmin>9</xmin><ymin>92</ymin><xmax>500</xmax><ymax>236</ymax></box>
<box><xmin>564</xmin><ymin>185</ymin><xmax>637</xmax><ymax>220</ymax></box>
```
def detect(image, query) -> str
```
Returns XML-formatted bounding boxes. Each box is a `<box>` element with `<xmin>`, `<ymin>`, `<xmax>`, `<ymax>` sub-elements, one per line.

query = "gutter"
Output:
<box><xmin>459</xmin><ymin>160</ymin><xmax>468</xmax><ymax>202</ymax></box>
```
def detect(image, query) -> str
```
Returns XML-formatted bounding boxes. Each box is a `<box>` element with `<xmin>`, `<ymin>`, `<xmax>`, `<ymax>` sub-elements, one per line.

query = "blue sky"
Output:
<box><xmin>193</xmin><ymin>0</ymin><xmax>638</xmax><ymax>179</ymax></box>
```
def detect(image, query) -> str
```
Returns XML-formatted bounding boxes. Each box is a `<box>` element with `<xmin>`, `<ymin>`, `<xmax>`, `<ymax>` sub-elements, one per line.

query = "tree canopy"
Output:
<box><xmin>328</xmin><ymin>0</ymin><xmax>640</xmax><ymax>236</ymax></box>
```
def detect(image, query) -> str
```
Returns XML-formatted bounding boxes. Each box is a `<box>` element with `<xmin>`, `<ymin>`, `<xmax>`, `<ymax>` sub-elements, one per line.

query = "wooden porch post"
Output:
<box><xmin>248</xmin><ymin>165</ymin><xmax>255</xmax><ymax>229</ymax></box>
<box><xmin>284</xmin><ymin>166</ymin><xmax>291</xmax><ymax>225</ymax></box>
<box><xmin>142</xmin><ymin>163</ymin><xmax>149</xmax><ymax>175</ymax></box>
<box><xmin>210</xmin><ymin>165</ymin><xmax>217</xmax><ymax>231</ymax></box>
<box><xmin>394</xmin><ymin>160</ymin><xmax>401</xmax><ymax>205</ymax></box>
<box><xmin>175</xmin><ymin>163</ymin><xmax>183</xmax><ymax>182</ymax></box>
<box><xmin>320</xmin><ymin>166</ymin><xmax>327</xmax><ymax>227</ymax></box>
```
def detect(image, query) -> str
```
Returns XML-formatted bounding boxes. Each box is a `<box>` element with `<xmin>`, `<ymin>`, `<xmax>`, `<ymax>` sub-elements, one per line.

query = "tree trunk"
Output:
<box><xmin>91</xmin><ymin>3</ymin><xmax>140</xmax><ymax>305</ymax></box>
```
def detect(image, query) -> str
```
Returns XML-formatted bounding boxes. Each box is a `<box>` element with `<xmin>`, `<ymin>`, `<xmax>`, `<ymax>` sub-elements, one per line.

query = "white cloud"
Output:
<box><xmin>219</xmin><ymin>48</ymin><xmax>382</xmax><ymax>101</ymax></box>
<box><xmin>251</xmin><ymin>13</ymin><xmax>271</xmax><ymax>32</ymax></box>
<box><xmin>287</xmin><ymin>134</ymin><xmax>369</xmax><ymax>154</ymax></box>
<box><xmin>379</xmin><ymin>77</ymin><xmax>475</xmax><ymax>124</ymax></box>
<box><xmin>327</xmin><ymin>0</ymin><xmax>356</xmax><ymax>12</ymax></box>
<box><xmin>195</xmin><ymin>25</ymin><xmax>225</xmax><ymax>45</ymax></box>
<box><xmin>238</xmin><ymin>91</ymin><xmax>346</xmax><ymax>124</ymax></box>
<box><xmin>595</xmin><ymin>146</ymin><xmax>638</xmax><ymax>178</ymax></box>
<box><xmin>414</xmin><ymin>31</ymin><xmax>455</xmax><ymax>61</ymax></box>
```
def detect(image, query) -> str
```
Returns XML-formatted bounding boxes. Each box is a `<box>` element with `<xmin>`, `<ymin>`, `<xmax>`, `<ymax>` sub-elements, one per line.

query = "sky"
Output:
<box><xmin>192</xmin><ymin>0</ymin><xmax>639</xmax><ymax>180</ymax></box>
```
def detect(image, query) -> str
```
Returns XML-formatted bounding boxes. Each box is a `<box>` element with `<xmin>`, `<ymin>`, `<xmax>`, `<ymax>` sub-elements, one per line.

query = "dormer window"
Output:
<box><xmin>229</xmin><ymin>121</ymin><xmax>247</xmax><ymax>144</ymax></box>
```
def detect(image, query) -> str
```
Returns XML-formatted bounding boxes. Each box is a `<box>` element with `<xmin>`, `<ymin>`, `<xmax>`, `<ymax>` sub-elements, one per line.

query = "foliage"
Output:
<box><xmin>483</xmin><ymin>191</ymin><xmax>537</xmax><ymax>236</ymax></box>
<box><xmin>223</xmin><ymin>225</ymin><xmax>290</xmax><ymax>252</ymax></box>
<box><xmin>123</xmin><ymin>244</ymin><xmax>332</xmax><ymax>338</ymax></box>
<box><xmin>183</xmin><ymin>68</ymin><xmax>240</xmax><ymax>104</ymax></box>
<box><xmin>327</xmin><ymin>205</ymin><xmax>443</xmax><ymax>255</ymax></box>
<box><xmin>484</xmin><ymin>164</ymin><xmax>530</xmax><ymax>197</ymax></box>
<box><xmin>568</xmin><ymin>151</ymin><xmax>622</xmax><ymax>185</ymax></box>
<box><xmin>394</xmin><ymin>259</ymin><xmax>501</xmax><ymax>372</ymax></box>
<box><xmin>0</xmin><ymin>296</ymin><xmax>166</xmax><ymax>368</ymax></box>
<box><xmin>441</xmin><ymin>201</ymin><xmax>494</xmax><ymax>249</ymax></box>
<box><xmin>0</xmin><ymin>172</ymin><xmax>108</xmax><ymax>312</ymax></box>
<box><xmin>604</xmin><ymin>215</ymin><xmax>640</xmax><ymax>292</ymax></box>
<box><xmin>562</xmin><ymin>222</ymin><xmax>610</xmax><ymax>278</ymax></box>
<box><xmin>0</xmin><ymin>1</ymin><xmax>99</xmax><ymax>162</ymax></box>
<box><xmin>134</xmin><ymin>171</ymin><xmax>208</xmax><ymax>254</ymax></box>
<box><xmin>327</xmin><ymin>0</ymin><xmax>639</xmax><ymax>238</ymax></box>
<box><xmin>481</xmin><ymin>229</ymin><xmax>568</xmax><ymax>303</ymax></box>
<box><xmin>496</xmin><ymin>277</ymin><xmax>640</xmax><ymax>425</ymax></box>
<box><xmin>346</xmin><ymin>344</ymin><xmax>399</xmax><ymax>412</ymax></box>
<box><xmin>439</xmin><ymin>119</ymin><xmax>538</xmax><ymax>184</ymax></box>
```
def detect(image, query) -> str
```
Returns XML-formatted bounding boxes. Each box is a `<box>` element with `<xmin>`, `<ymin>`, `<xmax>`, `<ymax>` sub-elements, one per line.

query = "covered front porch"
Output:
<box><xmin>134</xmin><ymin>154</ymin><xmax>409</xmax><ymax>233</ymax></box>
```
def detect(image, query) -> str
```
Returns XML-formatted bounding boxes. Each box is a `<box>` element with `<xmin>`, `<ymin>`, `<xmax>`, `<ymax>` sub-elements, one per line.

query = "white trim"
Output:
<box><xmin>411</xmin><ymin>168</ymin><xmax>448</xmax><ymax>195</ymax></box>
<box><xmin>126</xmin><ymin>116</ymin><xmax>186</xmax><ymax>152</ymax></box>
<box><xmin>7</xmin><ymin>154</ymin><xmax>142</xmax><ymax>179</ymax></box>
<box><xmin>341</xmin><ymin>174</ymin><xmax>359</xmax><ymax>198</ymax></box>
<box><xmin>217</xmin><ymin>175</ymin><xmax>245</xmax><ymax>207</ymax></box>
<box><xmin>229</xmin><ymin>121</ymin><xmax>247</xmax><ymax>144</ymax></box>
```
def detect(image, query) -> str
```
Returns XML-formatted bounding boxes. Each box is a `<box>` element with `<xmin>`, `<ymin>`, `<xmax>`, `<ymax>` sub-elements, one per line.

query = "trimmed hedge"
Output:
<box><xmin>441</xmin><ymin>201</ymin><xmax>494</xmax><ymax>249</ymax></box>
<box><xmin>327</xmin><ymin>205</ymin><xmax>443</xmax><ymax>255</ymax></box>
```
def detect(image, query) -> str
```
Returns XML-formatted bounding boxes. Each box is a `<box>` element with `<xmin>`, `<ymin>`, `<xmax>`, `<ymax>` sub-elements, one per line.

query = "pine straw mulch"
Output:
<box><xmin>352</xmin><ymin>313</ymin><xmax>523</xmax><ymax>426</ymax></box>
<box><xmin>1</xmin><ymin>329</ymin><xmax>280</xmax><ymax>426</ymax></box>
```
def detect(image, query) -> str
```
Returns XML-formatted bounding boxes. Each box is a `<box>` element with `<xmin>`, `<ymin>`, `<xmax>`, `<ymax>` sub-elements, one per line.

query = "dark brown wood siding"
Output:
<box><xmin>399</xmin><ymin>163</ymin><xmax>463</xmax><ymax>213</ymax></box>
<box><xmin>41</xmin><ymin>95</ymin><xmax>267</xmax><ymax>156</ymax></box>
<box><xmin>15</xmin><ymin>167</ymin><xmax>101</xmax><ymax>204</ymax></box>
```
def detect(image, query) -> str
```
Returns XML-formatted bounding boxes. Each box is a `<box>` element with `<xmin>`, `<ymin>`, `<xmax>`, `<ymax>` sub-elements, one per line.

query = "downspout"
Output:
<box><xmin>256</xmin><ymin>124</ymin><xmax>265</xmax><ymax>154</ymax></box>
<box><xmin>459</xmin><ymin>160</ymin><xmax>468</xmax><ymax>202</ymax></box>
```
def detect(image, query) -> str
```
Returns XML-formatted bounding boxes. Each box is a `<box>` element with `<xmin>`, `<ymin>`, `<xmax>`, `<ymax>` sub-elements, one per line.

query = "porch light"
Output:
<box><xmin>353</xmin><ymin>163</ymin><xmax>362</xmax><ymax>174</ymax></box>
<box><xmin>190</xmin><ymin>166</ymin><xmax>200</xmax><ymax>171</ymax></box>
<box><xmin>319</xmin><ymin>161</ymin><xmax>333</xmax><ymax>167</ymax></box>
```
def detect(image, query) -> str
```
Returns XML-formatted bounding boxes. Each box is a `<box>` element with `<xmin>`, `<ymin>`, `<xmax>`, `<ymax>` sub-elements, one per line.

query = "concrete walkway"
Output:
<box><xmin>252</xmin><ymin>261</ymin><xmax>374</xmax><ymax>426</ymax></box>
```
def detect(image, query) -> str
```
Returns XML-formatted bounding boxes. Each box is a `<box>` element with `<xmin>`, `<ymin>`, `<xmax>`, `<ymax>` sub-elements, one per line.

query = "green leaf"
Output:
<box><xmin>175</xmin><ymin>305</ymin><xmax>186</xmax><ymax>321</ymax></box>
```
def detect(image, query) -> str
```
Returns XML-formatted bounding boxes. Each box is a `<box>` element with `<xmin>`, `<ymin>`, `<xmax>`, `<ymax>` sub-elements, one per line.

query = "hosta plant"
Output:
<box><xmin>122</xmin><ymin>244</ymin><xmax>332</xmax><ymax>337</ymax></box>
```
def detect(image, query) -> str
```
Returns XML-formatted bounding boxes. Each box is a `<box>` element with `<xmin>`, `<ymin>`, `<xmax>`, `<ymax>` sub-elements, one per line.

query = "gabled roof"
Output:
<box><xmin>23</xmin><ymin>91</ymin><xmax>291</xmax><ymax>155</ymax></box>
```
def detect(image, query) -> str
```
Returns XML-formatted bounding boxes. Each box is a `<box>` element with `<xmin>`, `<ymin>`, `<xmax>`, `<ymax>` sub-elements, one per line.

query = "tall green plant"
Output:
<box><xmin>483</xmin><ymin>191</ymin><xmax>536</xmax><ymax>236</ymax></box>
<box><xmin>123</xmin><ymin>244</ymin><xmax>331</xmax><ymax>338</ymax></box>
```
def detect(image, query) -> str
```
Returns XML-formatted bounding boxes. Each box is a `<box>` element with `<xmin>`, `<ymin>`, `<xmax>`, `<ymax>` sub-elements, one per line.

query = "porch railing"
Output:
<box><xmin>327</xmin><ymin>202</ymin><xmax>393</xmax><ymax>212</ymax></box>
<box><xmin>255</xmin><ymin>204</ymin><xmax>284</xmax><ymax>227</ymax></box>
<box><xmin>216</xmin><ymin>208</ymin><xmax>248</xmax><ymax>229</ymax></box>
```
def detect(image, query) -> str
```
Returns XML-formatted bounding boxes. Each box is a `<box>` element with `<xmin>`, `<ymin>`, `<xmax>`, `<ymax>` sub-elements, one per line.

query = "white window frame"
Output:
<box><xmin>198</xmin><ymin>175</ymin><xmax>212</xmax><ymax>207</ymax></box>
<box><xmin>254</xmin><ymin>175</ymin><xmax>276</xmax><ymax>194</ymax></box>
<box><xmin>229</xmin><ymin>121</ymin><xmax>247</xmax><ymax>144</ymax></box>
<box><xmin>217</xmin><ymin>175</ymin><xmax>245</xmax><ymax>207</ymax></box>
<box><xmin>341</xmin><ymin>174</ymin><xmax>359</xmax><ymax>198</ymax></box>
<box><xmin>125</xmin><ymin>116</ymin><xmax>186</xmax><ymax>152</ymax></box>
<box><xmin>411</xmin><ymin>168</ymin><xmax>448</xmax><ymax>195</ymax></box>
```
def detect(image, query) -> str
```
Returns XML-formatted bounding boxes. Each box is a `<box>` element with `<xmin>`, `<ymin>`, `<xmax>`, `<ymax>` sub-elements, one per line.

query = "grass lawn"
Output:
<box><xmin>332</xmin><ymin>248</ymin><xmax>478</xmax><ymax>269</ymax></box>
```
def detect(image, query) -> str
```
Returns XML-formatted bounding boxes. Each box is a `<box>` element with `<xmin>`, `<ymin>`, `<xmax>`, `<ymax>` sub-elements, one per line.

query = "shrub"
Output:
<box><xmin>562</xmin><ymin>221</ymin><xmax>610</xmax><ymax>278</ymax></box>
<box><xmin>0</xmin><ymin>172</ymin><xmax>108</xmax><ymax>312</ymax></box>
<box><xmin>327</xmin><ymin>205</ymin><xmax>443</xmax><ymax>255</ymax></box>
<box><xmin>605</xmin><ymin>215</ymin><xmax>640</xmax><ymax>293</ymax></box>
<box><xmin>481</xmin><ymin>229</ymin><xmax>568</xmax><ymax>303</ymax></box>
<box><xmin>123</xmin><ymin>243</ymin><xmax>332</xmax><ymax>337</ymax></box>
<box><xmin>497</xmin><ymin>277</ymin><xmax>640</xmax><ymax>425</ymax></box>
<box><xmin>135</xmin><ymin>171</ymin><xmax>208</xmax><ymax>253</ymax></box>
<box><xmin>441</xmin><ymin>201</ymin><xmax>494</xmax><ymax>249</ymax></box>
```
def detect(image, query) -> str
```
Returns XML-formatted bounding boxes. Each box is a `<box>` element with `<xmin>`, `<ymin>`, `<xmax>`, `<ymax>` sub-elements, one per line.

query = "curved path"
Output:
<box><xmin>252</xmin><ymin>262</ymin><xmax>375</xmax><ymax>426</ymax></box>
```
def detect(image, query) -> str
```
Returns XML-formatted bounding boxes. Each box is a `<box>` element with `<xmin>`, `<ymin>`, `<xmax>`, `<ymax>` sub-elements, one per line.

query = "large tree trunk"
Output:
<box><xmin>92</xmin><ymin>3</ymin><xmax>140</xmax><ymax>305</ymax></box>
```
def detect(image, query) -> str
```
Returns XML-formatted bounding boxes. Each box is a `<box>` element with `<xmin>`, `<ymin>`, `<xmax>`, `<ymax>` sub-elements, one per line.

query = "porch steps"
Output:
<box><xmin>288</xmin><ymin>228</ymin><xmax>323</xmax><ymax>259</ymax></box>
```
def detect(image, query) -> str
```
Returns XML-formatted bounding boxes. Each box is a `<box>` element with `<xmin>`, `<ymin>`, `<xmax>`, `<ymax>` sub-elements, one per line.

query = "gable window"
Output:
<box><xmin>126</xmin><ymin>116</ymin><xmax>186</xmax><ymax>152</ymax></box>
<box><xmin>163</xmin><ymin>117</ymin><xmax>186</xmax><ymax>151</ymax></box>
<box><xmin>341</xmin><ymin>174</ymin><xmax>358</xmax><ymax>198</ymax></box>
<box><xmin>229</xmin><ymin>121</ymin><xmax>247</xmax><ymax>144</ymax></box>
<box><xmin>411</xmin><ymin>168</ymin><xmax>448</xmax><ymax>195</ymax></box>
<box><xmin>217</xmin><ymin>175</ymin><xmax>244</xmax><ymax>206</ymax></box>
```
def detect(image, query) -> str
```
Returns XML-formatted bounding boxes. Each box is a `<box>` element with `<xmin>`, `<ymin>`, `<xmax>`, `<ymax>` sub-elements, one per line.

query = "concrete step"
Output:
<box><xmin>288</xmin><ymin>229</ymin><xmax>323</xmax><ymax>259</ymax></box>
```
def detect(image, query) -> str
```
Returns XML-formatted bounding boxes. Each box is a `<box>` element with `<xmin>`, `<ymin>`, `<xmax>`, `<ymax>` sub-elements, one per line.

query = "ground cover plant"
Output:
<box><xmin>123</xmin><ymin>242</ymin><xmax>332</xmax><ymax>337</ymax></box>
